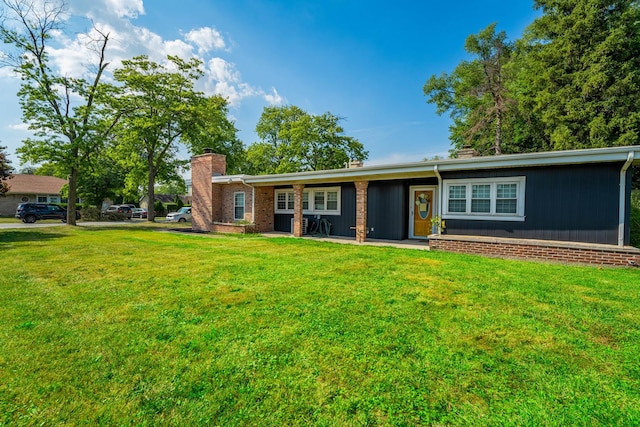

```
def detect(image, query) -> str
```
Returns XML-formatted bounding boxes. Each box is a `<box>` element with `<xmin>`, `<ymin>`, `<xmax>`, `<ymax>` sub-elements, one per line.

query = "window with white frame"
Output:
<box><xmin>274</xmin><ymin>187</ymin><xmax>341</xmax><ymax>215</ymax></box>
<box><xmin>234</xmin><ymin>192</ymin><xmax>245</xmax><ymax>220</ymax></box>
<box><xmin>37</xmin><ymin>195</ymin><xmax>61</xmax><ymax>203</ymax></box>
<box><xmin>443</xmin><ymin>177</ymin><xmax>525</xmax><ymax>221</ymax></box>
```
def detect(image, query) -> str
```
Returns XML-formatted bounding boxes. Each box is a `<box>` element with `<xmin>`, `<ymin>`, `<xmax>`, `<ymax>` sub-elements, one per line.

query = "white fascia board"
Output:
<box><xmin>236</xmin><ymin>145</ymin><xmax>640</xmax><ymax>186</ymax></box>
<box><xmin>211</xmin><ymin>174</ymin><xmax>248</xmax><ymax>184</ymax></box>
<box><xmin>245</xmin><ymin>166</ymin><xmax>437</xmax><ymax>186</ymax></box>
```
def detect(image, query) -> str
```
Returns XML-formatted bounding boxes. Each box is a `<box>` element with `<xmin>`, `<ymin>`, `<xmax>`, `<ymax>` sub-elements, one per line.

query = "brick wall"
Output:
<box><xmin>254</xmin><ymin>186</ymin><xmax>274</xmax><ymax>232</ymax></box>
<box><xmin>191</xmin><ymin>153</ymin><xmax>226</xmax><ymax>232</ymax></box>
<box><xmin>429</xmin><ymin>234</ymin><xmax>640</xmax><ymax>267</ymax></box>
<box><xmin>219</xmin><ymin>183</ymin><xmax>253</xmax><ymax>223</ymax></box>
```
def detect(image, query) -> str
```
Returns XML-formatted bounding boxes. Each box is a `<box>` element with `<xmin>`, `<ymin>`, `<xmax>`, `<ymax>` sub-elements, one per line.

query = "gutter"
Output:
<box><xmin>618</xmin><ymin>151</ymin><xmax>634</xmax><ymax>246</ymax></box>
<box><xmin>239</xmin><ymin>177</ymin><xmax>255</xmax><ymax>223</ymax></box>
<box><xmin>434</xmin><ymin>164</ymin><xmax>442</xmax><ymax>233</ymax></box>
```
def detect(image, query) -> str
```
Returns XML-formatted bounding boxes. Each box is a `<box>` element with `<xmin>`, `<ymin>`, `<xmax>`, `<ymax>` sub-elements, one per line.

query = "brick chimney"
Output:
<box><xmin>191</xmin><ymin>152</ymin><xmax>226</xmax><ymax>232</ymax></box>
<box><xmin>457</xmin><ymin>145</ymin><xmax>479</xmax><ymax>159</ymax></box>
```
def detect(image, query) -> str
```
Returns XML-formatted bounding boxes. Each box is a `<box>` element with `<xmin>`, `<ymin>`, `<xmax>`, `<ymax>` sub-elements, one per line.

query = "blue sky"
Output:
<box><xmin>0</xmin><ymin>0</ymin><xmax>540</xmax><ymax>169</ymax></box>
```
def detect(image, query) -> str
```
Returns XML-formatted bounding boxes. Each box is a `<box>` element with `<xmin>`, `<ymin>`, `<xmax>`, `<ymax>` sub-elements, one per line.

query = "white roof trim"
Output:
<box><xmin>211</xmin><ymin>146</ymin><xmax>640</xmax><ymax>186</ymax></box>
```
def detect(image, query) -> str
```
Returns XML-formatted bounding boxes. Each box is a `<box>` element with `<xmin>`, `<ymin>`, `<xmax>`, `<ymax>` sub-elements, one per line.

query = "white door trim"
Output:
<box><xmin>409</xmin><ymin>186</ymin><xmax>438</xmax><ymax>239</ymax></box>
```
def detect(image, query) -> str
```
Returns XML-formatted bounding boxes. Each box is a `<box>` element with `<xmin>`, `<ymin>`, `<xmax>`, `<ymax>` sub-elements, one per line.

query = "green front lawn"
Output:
<box><xmin>1</xmin><ymin>227</ymin><xmax>639</xmax><ymax>425</ymax></box>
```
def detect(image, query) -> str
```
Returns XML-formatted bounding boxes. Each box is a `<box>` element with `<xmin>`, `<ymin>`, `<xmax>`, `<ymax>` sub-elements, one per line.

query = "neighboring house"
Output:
<box><xmin>191</xmin><ymin>146</ymin><xmax>640</xmax><ymax>266</ymax></box>
<box><xmin>0</xmin><ymin>174</ymin><xmax>68</xmax><ymax>217</ymax></box>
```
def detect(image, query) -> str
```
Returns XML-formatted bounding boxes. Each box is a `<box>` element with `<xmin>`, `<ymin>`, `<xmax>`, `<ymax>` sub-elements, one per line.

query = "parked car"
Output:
<box><xmin>131</xmin><ymin>207</ymin><xmax>148</xmax><ymax>219</ymax></box>
<box><xmin>166</xmin><ymin>207</ymin><xmax>192</xmax><ymax>222</ymax></box>
<box><xmin>15</xmin><ymin>203</ymin><xmax>81</xmax><ymax>223</ymax></box>
<box><xmin>103</xmin><ymin>205</ymin><xmax>133</xmax><ymax>219</ymax></box>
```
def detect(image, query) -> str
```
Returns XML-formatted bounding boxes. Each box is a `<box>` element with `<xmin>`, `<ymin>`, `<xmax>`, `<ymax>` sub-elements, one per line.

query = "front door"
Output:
<box><xmin>410</xmin><ymin>187</ymin><xmax>436</xmax><ymax>238</ymax></box>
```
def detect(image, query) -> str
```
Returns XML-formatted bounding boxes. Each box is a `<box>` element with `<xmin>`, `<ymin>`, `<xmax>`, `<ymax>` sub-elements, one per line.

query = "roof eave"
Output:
<box><xmin>215</xmin><ymin>146</ymin><xmax>640</xmax><ymax>186</ymax></box>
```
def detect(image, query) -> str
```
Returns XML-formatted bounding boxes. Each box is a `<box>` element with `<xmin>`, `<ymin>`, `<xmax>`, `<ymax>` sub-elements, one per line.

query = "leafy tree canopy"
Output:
<box><xmin>110</xmin><ymin>55</ymin><xmax>239</xmax><ymax>221</ymax></box>
<box><xmin>1</xmin><ymin>0</ymin><xmax>120</xmax><ymax>223</ymax></box>
<box><xmin>424</xmin><ymin>1</ymin><xmax>640</xmax><ymax>156</ymax></box>
<box><xmin>245</xmin><ymin>105</ymin><xmax>368</xmax><ymax>174</ymax></box>
<box><xmin>0</xmin><ymin>145</ymin><xmax>13</xmax><ymax>196</ymax></box>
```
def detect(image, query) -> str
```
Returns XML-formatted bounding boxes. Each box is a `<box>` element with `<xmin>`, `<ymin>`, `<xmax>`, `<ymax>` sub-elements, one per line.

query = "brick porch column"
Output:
<box><xmin>355</xmin><ymin>180</ymin><xmax>369</xmax><ymax>243</ymax></box>
<box><xmin>293</xmin><ymin>184</ymin><xmax>304</xmax><ymax>237</ymax></box>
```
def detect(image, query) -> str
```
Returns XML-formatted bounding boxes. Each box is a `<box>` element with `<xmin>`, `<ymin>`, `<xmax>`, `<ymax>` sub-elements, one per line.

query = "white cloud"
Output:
<box><xmin>103</xmin><ymin>0</ymin><xmax>144</xmax><ymax>18</ymax></box>
<box><xmin>263</xmin><ymin>87</ymin><xmax>284</xmax><ymax>105</ymax></box>
<box><xmin>7</xmin><ymin>123</ymin><xmax>30</xmax><ymax>131</ymax></box>
<box><xmin>3</xmin><ymin>0</ymin><xmax>277</xmax><ymax>114</ymax></box>
<box><xmin>184</xmin><ymin>27</ymin><xmax>226</xmax><ymax>53</ymax></box>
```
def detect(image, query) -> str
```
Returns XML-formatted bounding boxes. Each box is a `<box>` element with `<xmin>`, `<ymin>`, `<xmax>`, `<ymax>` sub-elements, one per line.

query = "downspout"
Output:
<box><xmin>618</xmin><ymin>151</ymin><xmax>634</xmax><ymax>247</ymax></box>
<box><xmin>434</xmin><ymin>164</ymin><xmax>443</xmax><ymax>234</ymax></box>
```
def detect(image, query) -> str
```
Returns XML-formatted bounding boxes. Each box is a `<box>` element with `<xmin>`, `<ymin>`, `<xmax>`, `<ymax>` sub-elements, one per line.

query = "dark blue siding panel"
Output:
<box><xmin>367</xmin><ymin>181</ymin><xmax>407</xmax><ymax>240</ymax></box>
<box><xmin>273</xmin><ymin>183</ymin><xmax>356</xmax><ymax>238</ymax></box>
<box><xmin>442</xmin><ymin>163</ymin><xmax>622</xmax><ymax>245</ymax></box>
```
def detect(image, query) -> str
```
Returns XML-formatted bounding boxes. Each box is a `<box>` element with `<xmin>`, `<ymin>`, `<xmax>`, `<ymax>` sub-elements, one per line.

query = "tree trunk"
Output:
<box><xmin>67</xmin><ymin>166</ymin><xmax>78</xmax><ymax>226</ymax></box>
<box><xmin>495</xmin><ymin>108</ymin><xmax>503</xmax><ymax>155</ymax></box>
<box><xmin>147</xmin><ymin>158</ymin><xmax>156</xmax><ymax>222</ymax></box>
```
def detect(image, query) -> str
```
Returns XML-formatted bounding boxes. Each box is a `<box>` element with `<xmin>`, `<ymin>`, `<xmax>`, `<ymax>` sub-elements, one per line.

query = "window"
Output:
<box><xmin>496</xmin><ymin>183</ymin><xmax>517</xmax><ymax>214</ymax></box>
<box><xmin>37</xmin><ymin>195</ymin><xmax>60</xmax><ymax>203</ymax></box>
<box><xmin>274</xmin><ymin>187</ymin><xmax>341</xmax><ymax>215</ymax></box>
<box><xmin>234</xmin><ymin>192</ymin><xmax>245</xmax><ymax>221</ymax></box>
<box><xmin>314</xmin><ymin>191</ymin><xmax>325</xmax><ymax>210</ymax></box>
<box><xmin>327</xmin><ymin>191</ymin><xmax>338</xmax><ymax>211</ymax></box>
<box><xmin>448</xmin><ymin>185</ymin><xmax>466</xmax><ymax>213</ymax></box>
<box><xmin>443</xmin><ymin>177</ymin><xmax>525</xmax><ymax>221</ymax></box>
<box><xmin>471</xmin><ymin>184</ymin><xmax>491</xmax><ymax>213</ymax></box>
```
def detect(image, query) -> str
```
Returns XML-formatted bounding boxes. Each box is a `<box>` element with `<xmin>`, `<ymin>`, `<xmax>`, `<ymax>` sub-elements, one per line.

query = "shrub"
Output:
<box><xmin>165</xmin><ymin>203</ymin><xmax>178</xmax><ymax>213</ymax></box>
<box><xmin>81</xmin><ymin>207</ymin><xmax>101</xmax><ymax>221</ymax></box>
<box><xmin>154</xmin><ymin>200</ymin><xmax>166</xmax><ymax>217</ymax></box>
<box><xmin>175</xmin><ymin>195</ymin><xmax>184</xmax><ymax>210</ymax></box>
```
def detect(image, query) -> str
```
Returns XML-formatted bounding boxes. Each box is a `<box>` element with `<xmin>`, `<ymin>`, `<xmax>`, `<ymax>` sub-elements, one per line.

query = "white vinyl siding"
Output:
<box><xmin>443</xmin><ymin>177</ymin><xmax>526</xmax><ymax>221</ymax></box>
<box><xmin>274</xmin><ymin>187</ymin><xmax>341</xmax><ymax>215</ymax></box>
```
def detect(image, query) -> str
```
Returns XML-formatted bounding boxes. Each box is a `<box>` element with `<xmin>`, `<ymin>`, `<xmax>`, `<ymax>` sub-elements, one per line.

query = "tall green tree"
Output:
<box><xmin>516</xmin><ymin>0</ymin><xmax>640</xmax><ymax>150</ymax></box>
<box><xmin>245</xmin><ymin>105</ymin><xmax>368</xmax><ymax>174</ymax></box>
<box><xmin>183</xmin><ymin>95</ymin><xmax>245</xmax><ymax>174</ymax></box>
<box><xmin>1</xmin><ymin>0</ymin><xmax>120</xmax><ymax>224</ymax></box>
<box><xmin>424</xmin><ymin>23</ymin><xmax>515</xmax><ymax>155</ymax></box>
<box><xmin>0</xmin><ymin>145</ymin><xmax>13</xmax><ymax>196</ymax></box>
<box><xmin>111</xmin><ymin>55</ymin><xmax>239</xmax><ymax>221</ymax></box>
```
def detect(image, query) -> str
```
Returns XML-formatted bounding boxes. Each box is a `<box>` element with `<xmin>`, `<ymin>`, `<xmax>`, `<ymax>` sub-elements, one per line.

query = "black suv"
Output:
<box><xmin>15</xmin><ymin>203</ymin><xmax>81</xmax><ymax>223</ymax></box>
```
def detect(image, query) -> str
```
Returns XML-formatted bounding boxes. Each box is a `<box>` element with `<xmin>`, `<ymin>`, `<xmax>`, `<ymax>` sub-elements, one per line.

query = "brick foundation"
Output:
<box><xmin>428</xmin><ymin>234</ymin><xmax>640</xmax><ymax>267</ymax></box>
<box><xmin>212</xmin><ymin>222</ymin><xmax>257</xmax><ymax>234</ymax></box>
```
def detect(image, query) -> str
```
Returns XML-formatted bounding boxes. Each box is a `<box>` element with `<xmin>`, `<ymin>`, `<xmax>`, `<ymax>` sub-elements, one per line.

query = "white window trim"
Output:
<box><xmin>442</xmin><ymin>176</ymin><xmax>526</xmax><ymax>221</ymax></box>
<box><xmin>233</xmin><ymin>191</ymin><xmax>245</xmax><ymax>221</ymax></box>
<box><xmin>274</xmin><ymin>186</ymin><xmax>341</xmax><ymax>215</ymax></box>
